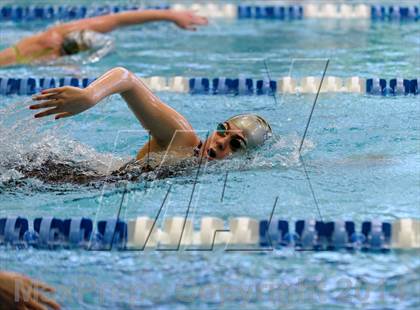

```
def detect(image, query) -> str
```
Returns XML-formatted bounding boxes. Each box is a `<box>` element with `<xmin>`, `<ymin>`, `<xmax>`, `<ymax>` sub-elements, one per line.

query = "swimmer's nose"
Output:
<box><xmin>216</xmin><ymin>136</ymin><xmax>229</xmax><ymax>151</ymax></box>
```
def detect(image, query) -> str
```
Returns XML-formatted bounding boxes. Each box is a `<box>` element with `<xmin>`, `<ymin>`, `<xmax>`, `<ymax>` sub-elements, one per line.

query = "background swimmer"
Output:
<box><xmin>30</xmin><ymin>67</ymin><xmax>272</xmax><ymax>167</ymax></box>
<box><xmin>0</xmin><ymin>9</ymin><xmax>208</xmax><ymax>66</ymax></box>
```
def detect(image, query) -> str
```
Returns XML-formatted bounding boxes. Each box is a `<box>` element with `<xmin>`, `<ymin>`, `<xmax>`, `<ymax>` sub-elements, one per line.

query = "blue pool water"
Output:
<box><xmin>1</xmin><ymin>5</ymin><xmax>420</xmax><ymax>309</ymax></box>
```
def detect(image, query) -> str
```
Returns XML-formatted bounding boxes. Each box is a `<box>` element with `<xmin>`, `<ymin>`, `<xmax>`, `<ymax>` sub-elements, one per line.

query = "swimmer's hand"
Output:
<box><xmin>170</xmin><ymin>11</ymin><xmax>208</xmax><ymax>31</ymax></box>
<box><xmin>0</xmin><ymin>271</ymin><xmax>61</xmax><ymax>309</ymax></box>
<box><xmin>30</xmin><ymin>87</ymin><xmax>95</xmax><ymax>120</ymax></box>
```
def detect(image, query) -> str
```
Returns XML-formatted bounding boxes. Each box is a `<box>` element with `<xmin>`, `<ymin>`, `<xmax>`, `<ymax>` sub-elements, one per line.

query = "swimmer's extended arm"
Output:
<box><xmin>55</xmin><ymin>9</ymin><xmax>208</xmax><ymax>34</ymax></box>
<box><xmin>30</xmin><ymin>67</ymin><xmax>199</xmax><ymax>148</ymax></box>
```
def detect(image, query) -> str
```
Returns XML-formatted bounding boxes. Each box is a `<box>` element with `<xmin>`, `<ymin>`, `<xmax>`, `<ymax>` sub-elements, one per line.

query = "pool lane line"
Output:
<box><xmin>3</xmin><ymin>215</ymin><xmax>417</xmax><ymax>250</ymax></box>
<box><xmin>299</xmin><ymin>60</ymin><xmax>329</xmax><ymax>153</ymax></box>
<box><xmin>2</xmin><ymin>76</ymin><xmax>418</xmax><ymax>96</ymax></box>
<box><xmin>220</xmin><ymin>171</ymin><xmax>229</xmax><ymax>202</ymax></box>
<box><xmin>261</xmin><ymin>57</ymin><xmax>325</xmax><ymax>221</ymax></box>
<box><xmin>185</xmin><ymin>196</ymin><xmax>280</xmax><ymax>251</ymax></box>
<box><xmin>87</xmin><ymin>183</ymin><xmax>173</xmax><ymax>252</ymax></box>
<box><xmin>84</xmin><ymin>182</ymin><xmax>173</xmax><ymax>252</ymax></box>
<box><xmin>297</xmin><ymin>59</ymin><xmax>330</xmax><ymax>222</ymax></box>
<box><xmin>174</xmin><ymin>131</ymin><xmax>209</xmax><ymax>251</ymax></box>
<box><xmin>136</xmin><ymin>184</ymin><xmax>172</xmax><ymax>251</ymax></box>
<box><xmin>261</xmin><ymin>196</ymin><xmax>279</xmax><ymax>251</ymax></box>
<box><xmin>224</xmin><ymin>196</ymin><xmax>279</xmax><ymax>252</ymax></box>
<box><xmin>109</xmin><ymin>182</ymin><xmax>128</xmax><ymax>251</ymax></box>
<box><xmin>85</xmin><ymin>181</ymin><xmax>128</xmax><ymax>251</ymax></box>
<box><xmin>299</xmin><ymin>158</ymin><xmax>323</xmax><ymax>222</ymax></box>
<box><xmin>263</xmin><ymin>59</ymin><xmax>278</xmax><ymax>105</ymax></box>
<box><xmin>157</xmin><ymin>131</ymin><xmax>210</xmax><ymax>251</ymax></box>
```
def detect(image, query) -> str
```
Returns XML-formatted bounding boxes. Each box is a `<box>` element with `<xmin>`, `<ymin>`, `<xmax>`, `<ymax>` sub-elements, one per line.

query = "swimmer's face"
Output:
<box><xmin>201</xmin><ymin>122</ymin><xmax>247</xmax><ymax>160</ymax></box>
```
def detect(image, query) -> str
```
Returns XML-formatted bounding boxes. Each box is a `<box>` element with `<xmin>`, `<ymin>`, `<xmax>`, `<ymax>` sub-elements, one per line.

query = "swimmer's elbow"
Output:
<box><xmin>112</xmin><ymin>66</ymin><xmax>133</xmax><ymax>78</ymax></box>
<box><xmin>108</xmin><ymin>66</ymin><xmax>137</xmax><ymax>89</ymax></box>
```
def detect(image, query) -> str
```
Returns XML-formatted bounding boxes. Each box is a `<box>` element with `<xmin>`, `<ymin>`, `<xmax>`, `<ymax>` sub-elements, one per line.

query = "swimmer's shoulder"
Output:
<box><xmin>136</xmin><ymin>134</ymin><xmax>200</xmax><ymax>160</ymax></box>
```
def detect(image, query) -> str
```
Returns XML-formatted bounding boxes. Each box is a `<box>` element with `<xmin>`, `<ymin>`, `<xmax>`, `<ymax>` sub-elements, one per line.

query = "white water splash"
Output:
<box><xmin>206</xmin><ymin>133</ymin><xmax>315</xmax><ymax>174</ymax></box>
<box><xmin>0</xmin><ymin>100</ymin><xmax>125</xmax><ymax>184</ymax></box>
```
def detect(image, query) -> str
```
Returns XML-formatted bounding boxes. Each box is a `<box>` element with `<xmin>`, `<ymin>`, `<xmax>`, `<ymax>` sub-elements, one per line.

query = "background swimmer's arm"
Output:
<box><xmin>0</xmin><ymin>47</ymin><xmax>17</xmax><ymax>66</ymax></box>
<box><xmin>55</xmin><ymin>10</ymin><xmax>208</xmax><ymax>34</ymax></box>
<box><xmin>31</xmin><ymin>67</ymin><xmax>199</xmax><ymax>148</ymax></box>
<box><xmin>0</xmin><ymin>33</ymin><xmax>56</xmax><ymax>67</ymax></box>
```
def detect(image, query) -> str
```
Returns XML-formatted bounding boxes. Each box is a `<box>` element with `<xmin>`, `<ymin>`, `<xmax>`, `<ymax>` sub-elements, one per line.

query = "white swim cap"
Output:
<box><xmin>225</xmin><ymin>114</ymin><xmax>272</xmax><ymax>148</ymax></box>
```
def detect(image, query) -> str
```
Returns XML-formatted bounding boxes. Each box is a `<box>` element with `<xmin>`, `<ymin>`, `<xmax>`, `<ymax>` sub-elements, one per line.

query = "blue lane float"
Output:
<box><xmin>63</xmin><ymin>218</ymin><xmax>93</xmax><ymax>247</ymax></box>
<box><xmin>295</xmin><ymin>219</ymin><xmax>324</xmax><ymax>250</ymax></box>
<box><xmin>0</xmin><ymin>216</ymin><xmax>418</xmax><ymax>251</ymax></box>
<box><xmin>0</xmin><ymin>76</ymin><xmax>418</xmax><ymax>96</ymax></box>
<box><xmin>0</xmin><ymin>217</ymin><xmax>126</xmax><ymax>250</ymax></box>
<box><xmin>189</xmin><ymin>77</ymin><xmax>256</xmax><ymax>95</ymax></box>
<box><xmin>323</xmin><ymin>221</ymin><xmax>357</xmax><ymax>250</ymax></box>
<box><xmin>0</xmin><ymin>77</ymin><xmax>96</xmax><ymax>95</ymax></box>
<box><xmin>366</xmin><ymin>78</ymin><xmax>418</xmax><ymax>95</ymax></box>
<box><xmin>361</xmin><ymin>221</ymin><xmax>392</xmax><ymax>251</ymax></box>
<box><xmin>237</xmin><ymin>5</ymin><xmax>304</xmax><ymax>20</ymax></box>
<box><xmin>32</xmin><ymin>217</ymin><xmax>65</xmax><ymax>248</ymax></box>
<box><xmin>371</xmin><ymin>5</ymin><xmax>419</xmax><ymax>20</ymax></box>
<box><xmin>96</xmin><ymin>219</ymin><xmax>127</xmax><ymax>249</ymax></box>
<box><xmin>0</xmin><ymin>217</ymin><xmax>28</xmax><ymax>246</ymax></box>
<box><xmin>259</xmin><ymin>219</ymin><xmax>291</xmax><ymax>247</ymax></box>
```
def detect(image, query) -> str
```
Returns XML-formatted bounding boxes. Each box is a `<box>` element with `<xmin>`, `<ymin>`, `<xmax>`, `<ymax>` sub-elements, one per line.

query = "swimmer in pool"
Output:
<box><xmin>0</xmin><ymin>9</ymin><xmax>208</xmax><ymax>67</ymax></box>
<box><xmin>27</xmin><ymin>67</ymin><xmax>271</xmax><ymax>184</ymax></box>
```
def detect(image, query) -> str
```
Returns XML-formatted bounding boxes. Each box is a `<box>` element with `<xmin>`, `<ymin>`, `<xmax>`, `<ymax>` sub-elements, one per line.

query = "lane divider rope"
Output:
<box><xmin>0</xmin><ymin>76</ymin><xmax>418</xmax><ymax>96</ymax></box>
<box><xmin>0</xmin><ymin>216</ymin><xmax>419</xmax><ymax>251</ymax></box>
<box><xmin>0</xmin><ymin>4</ymin><xmax>418</xmax><ymax>22</ymax></box>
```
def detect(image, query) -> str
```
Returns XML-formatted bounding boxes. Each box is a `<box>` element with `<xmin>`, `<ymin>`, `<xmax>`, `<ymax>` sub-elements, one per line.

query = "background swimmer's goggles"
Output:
<box><xmin>216</xmin><ymin>122</ymin><xmax>247</xmax><ymax>152</ymax></box>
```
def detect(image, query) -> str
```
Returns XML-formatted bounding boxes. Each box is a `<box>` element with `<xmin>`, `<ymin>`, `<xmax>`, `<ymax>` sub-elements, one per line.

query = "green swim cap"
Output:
<box><xmin>225</xmin><ymin>114</ymin><xmax>272</xmax><ymax>148</ymax></box>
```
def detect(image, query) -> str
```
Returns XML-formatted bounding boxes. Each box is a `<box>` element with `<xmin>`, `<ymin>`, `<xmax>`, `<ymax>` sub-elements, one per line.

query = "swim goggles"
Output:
<box><xmin>216</xmin><ymin>122</ymin><xmax>247</xmax><ymax>152</ymax></box>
